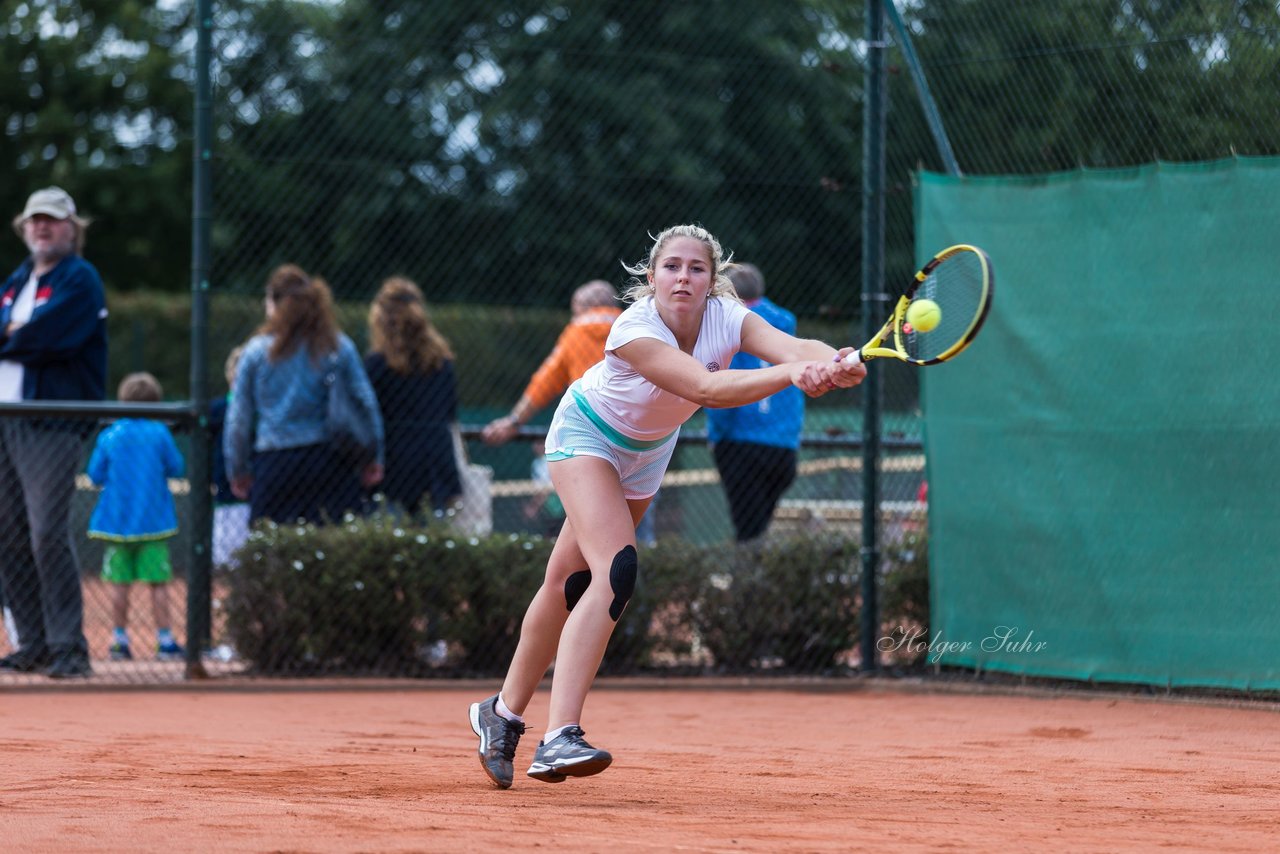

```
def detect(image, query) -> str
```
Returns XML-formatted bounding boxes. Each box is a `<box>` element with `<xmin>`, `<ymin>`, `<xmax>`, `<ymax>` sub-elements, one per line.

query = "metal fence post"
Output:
<box><xmin>860</xmin><ymin>0</ymin><xmax>888</xmax><ymax>672</ymax></box>
<box><xmin>185</xmin><ymin>0</ymin><xmax>215</xmax><ymax>679</ymax></box>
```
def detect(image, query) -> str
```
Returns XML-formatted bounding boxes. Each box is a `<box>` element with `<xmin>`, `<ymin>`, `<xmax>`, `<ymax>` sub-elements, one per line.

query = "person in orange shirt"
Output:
<box><xmin>481</xmin><ymin>280</ymin><xmax>622</xmax><ymax>446</ymax></box>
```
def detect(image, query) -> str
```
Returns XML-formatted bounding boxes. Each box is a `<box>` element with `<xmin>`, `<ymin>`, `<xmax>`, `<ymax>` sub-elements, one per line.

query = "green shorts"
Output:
<box><xmin>102</xmin><ymin>541</ymin><xmax>173</xmax><ymax>585</ymax></box>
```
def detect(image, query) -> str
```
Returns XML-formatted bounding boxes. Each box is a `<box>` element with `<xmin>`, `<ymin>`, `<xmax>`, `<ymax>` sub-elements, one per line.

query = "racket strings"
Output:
<box><xmin>903</xmin><ymin>251</ymin><xmax>987</xmax><ymax>362</ymax></box>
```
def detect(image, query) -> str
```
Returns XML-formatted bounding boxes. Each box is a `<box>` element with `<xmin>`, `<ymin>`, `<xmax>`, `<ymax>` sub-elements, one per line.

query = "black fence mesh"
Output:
<box><xmin>197</xmin><ymin>0</ymin><xmax>893</xmax><ymax>681</ymax></box>
<box><xmin>2</xmin><ymin>0</ymin><xmax>1277</xmax><ymax>683</ymax></box>
<box><xmin>0</xmin><ymin>409</ymin><xmax>195</xmax><ymax>683</ymax></box>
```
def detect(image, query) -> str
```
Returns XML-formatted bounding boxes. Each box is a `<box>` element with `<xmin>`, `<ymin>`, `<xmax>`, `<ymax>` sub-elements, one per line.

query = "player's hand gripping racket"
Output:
<box><xmin>844</xmin><ymin>244</ymin><xmax>994</xmax><ymax>366</ymax></box>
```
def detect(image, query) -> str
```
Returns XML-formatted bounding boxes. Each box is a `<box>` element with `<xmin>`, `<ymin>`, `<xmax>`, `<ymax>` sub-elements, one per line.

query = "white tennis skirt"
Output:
<box><xmin>544</xmin><ymin>388</ymin><xmax>678</xmax><ymax>500</ymax></box>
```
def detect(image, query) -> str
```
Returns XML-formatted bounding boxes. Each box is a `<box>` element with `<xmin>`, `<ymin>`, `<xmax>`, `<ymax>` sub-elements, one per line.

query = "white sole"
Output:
<box><xmin>527</xmin><ymin>754</ymin><xmax>612</xmax><ymax>782</ymax></box>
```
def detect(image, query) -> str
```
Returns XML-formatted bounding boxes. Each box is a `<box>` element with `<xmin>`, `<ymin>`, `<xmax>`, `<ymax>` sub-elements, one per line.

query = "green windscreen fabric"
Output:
<box><xmin>917</xmin><ymin>157</ymin><xmax>1280</xmax><ymax>691</ymax></box>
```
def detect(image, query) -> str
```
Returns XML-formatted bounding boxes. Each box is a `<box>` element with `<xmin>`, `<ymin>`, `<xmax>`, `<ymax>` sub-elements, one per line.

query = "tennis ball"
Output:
<box><xmin>906</xmin><ymin>299</ymin><xmax>941</xmax><ymax>333</ymax></box>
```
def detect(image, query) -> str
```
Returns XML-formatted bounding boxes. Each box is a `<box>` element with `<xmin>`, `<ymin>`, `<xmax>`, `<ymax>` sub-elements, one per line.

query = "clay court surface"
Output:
<box><xmin>3</xmin><ymin>682</ymin><xmax>1278</xmax><ymax>852</ymax></box>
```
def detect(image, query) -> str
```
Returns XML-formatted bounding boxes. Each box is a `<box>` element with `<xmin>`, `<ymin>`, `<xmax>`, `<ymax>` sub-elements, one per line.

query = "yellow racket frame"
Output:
<box><xmin>851</xmin><ymin>244</ymin><xmax>993</xmax><ymax>366</ymax></box>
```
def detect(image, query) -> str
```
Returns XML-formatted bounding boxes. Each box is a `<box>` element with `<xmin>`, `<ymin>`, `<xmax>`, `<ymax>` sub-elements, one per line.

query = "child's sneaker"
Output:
<box><xmin>526</xmin><ymin>726</ymin><xmax>612</xmax><ymax>783</ymax></box>
<box><xmin>156</xmin><ymin>640</ymin><xmax>185</xmax><ymax>661</ymax></box>
<box><xmin>108</xmin><ymin>641</ymin><xmax>133</xmax><ymax>661</ymax></box>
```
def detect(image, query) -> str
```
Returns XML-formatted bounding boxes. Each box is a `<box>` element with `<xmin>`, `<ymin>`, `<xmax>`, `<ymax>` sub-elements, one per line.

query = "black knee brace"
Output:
<box><xmin>564</xmin><ymin>569</ymin><xmax>591</xmax><ymax>611</ymax></box>
<box><xmin>608</xmin><ymin>545</ymin><xmax>638</xmax><ymax>621</ymax></box>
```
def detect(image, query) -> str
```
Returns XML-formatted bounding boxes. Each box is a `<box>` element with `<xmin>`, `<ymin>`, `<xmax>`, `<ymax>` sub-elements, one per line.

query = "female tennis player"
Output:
<box><xmin>470</xmin><ymin>224</ymin><xmax>866</xmax><ymax>788</ymax></box>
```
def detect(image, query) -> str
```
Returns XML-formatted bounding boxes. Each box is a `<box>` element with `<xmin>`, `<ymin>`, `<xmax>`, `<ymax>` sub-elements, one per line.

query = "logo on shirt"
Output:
<box><xmin>33</xmin><ymin>285</ymin><xmax>53</xmax><ymax>308</ymax></box>
<box><xmin>705</xmin><ymin>361</ymin><xmax>721</xmax><ymax>372</ymax></box>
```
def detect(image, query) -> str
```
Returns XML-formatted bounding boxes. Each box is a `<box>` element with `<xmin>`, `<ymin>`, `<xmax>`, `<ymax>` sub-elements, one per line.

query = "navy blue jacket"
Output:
<box><xmin>0</xmin><ymin>254</ymin><xmax>108</xmax><ymax>402</ymax></box>
<box><xmin>208</xmin><ymin>394</ymin><xmax>237</xmax><ymax>504</ymax></box>
<box><xmin>364</xmin><ymin>353</ymin><xmax>461</xmax><ymax>513</ymax></box>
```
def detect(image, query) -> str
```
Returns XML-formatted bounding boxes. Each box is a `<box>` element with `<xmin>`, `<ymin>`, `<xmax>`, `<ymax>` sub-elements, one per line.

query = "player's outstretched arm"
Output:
<box><xmin>615</xmin><ymin>338</ymin><xmax>835</xmax><ymax>407</ymax></box>
<box><xmin>738</xmin><ymin>314</ymin><xmax>867</xmax><ymax>389</ymax></box>
<box><xmin>737</xmin><ymin>313</ymin><xmax>837</xmax><ymax>364</ymax></box>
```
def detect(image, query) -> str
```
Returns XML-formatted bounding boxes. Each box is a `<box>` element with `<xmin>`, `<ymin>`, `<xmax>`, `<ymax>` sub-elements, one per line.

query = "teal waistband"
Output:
<box><xmin>570</xmin><ymin>387</ymin><xmax>674</xmax><ymax>452</ymax></box>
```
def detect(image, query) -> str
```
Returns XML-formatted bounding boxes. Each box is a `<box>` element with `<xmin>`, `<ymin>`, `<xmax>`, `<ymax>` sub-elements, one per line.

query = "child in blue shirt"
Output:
<box><xmin>87</xmin><ymin>372</ymin><xmax>186</xmax><ymax>661</ymax></box>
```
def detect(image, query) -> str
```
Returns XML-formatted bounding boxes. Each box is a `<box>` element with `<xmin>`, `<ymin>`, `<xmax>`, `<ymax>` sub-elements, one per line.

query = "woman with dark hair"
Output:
<box><xmin>224</xmin><ymin>264</ymin><xmax>384</xmax><ymax>524</ymax></box>
<box><xmin>364</xmin><ymin>276</ymin><xmax>461</xmax><ymax>517</ymax></box>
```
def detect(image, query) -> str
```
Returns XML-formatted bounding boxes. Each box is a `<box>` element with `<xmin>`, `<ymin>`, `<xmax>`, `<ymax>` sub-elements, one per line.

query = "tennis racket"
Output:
<box><xmin>844</xmin><ymin>244</ymin><xmax>994</xmax><ymax>366</ymax></box>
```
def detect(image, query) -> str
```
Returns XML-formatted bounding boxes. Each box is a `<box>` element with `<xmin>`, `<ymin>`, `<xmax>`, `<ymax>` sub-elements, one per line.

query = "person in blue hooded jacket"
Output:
<box><xmin>0</xmin><ymin>186</ymin><xmax>107</xmax><ymax>679</ymax></box>
<box><xmin>706</xmin><ymin>263</ymin><xmax>805</xmax><ymax>541</ymax></box>
<box><xmin>87</xmin><ymin>372</ymin><xmax>186</xmax><ymax>662</ymax></box>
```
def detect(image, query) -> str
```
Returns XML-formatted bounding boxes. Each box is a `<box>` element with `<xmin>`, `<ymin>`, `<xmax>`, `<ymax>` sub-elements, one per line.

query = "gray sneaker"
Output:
<box><xmin>526</xmin><ymin>726</ymin><xmax>613</xmax><ymax>783</ymax></box>
<box><xmin>468</xmin><ymin>694</ymin><xmax>525</xmax><ymax>789</ymax></box>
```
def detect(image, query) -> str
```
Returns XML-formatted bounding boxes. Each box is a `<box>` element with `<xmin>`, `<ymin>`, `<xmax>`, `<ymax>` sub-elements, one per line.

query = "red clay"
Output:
<box><xmin>2</xmin><ymin>684</ymin><xmax>1277</xmax><ymax>852</ymax></box>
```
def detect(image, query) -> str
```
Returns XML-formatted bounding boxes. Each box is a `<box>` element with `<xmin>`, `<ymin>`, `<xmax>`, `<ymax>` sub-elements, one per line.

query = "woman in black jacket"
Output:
<box><xmin>364</xmin><ymin>277</ymin><xmax>461</xmax><ymax>518</ymax></box>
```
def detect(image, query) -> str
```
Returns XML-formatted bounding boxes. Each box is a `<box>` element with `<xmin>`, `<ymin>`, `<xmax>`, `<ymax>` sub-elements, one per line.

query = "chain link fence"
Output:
<box><xmin>198</xmin><ymin>0</ymin><xmax>898</xmax><ymax>682</ymax></box>
<box><xmin>2</xmin><ymin>0</ymin><xmax>1277</xmax><ymax>684</ymax></box>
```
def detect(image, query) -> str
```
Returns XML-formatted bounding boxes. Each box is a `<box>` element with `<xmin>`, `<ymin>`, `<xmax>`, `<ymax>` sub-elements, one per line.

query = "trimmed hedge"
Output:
<box><xmin>690</xmin><ymin>536</ymin><xmax>861</xmax><ymax>672</ymax></box>
<box><xmin>221</xmin><ymin>511</ymin><xmax>928</xmax><ymax>677</ymax></box>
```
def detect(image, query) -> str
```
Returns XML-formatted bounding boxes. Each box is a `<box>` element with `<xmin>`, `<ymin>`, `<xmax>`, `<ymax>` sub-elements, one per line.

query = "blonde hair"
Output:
<box><xmin>367</xmin><ymin>276</ymin><xmax>454</xmax><ymax>374</ymax></box>
<box><xmin>118</xmin><ymin>372</ymin><xmax>162</xmax><ymax>403</ymax></box>
<box><xmin>257</xmin><ymin>264</ymin><xmax>340</xmax><ymax>363</ymax></box>
<box><xmin>620</xmin><ymin>224</ymin><xmax>740</xmax><ymax>304</ymax></box>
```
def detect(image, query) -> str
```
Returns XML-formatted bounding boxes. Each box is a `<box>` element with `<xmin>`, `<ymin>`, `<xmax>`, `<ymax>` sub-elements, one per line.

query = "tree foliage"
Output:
<box><xmin>207</xmin><ymin>0</ymin><xmax>861</xmax><ymax>315</ymax></box>
<box><xmin>892</xmin><ymin>0</ymin><xmax>1280</xmax><ymax>175</ymax></box>
<box><xmin>3</xmin><ymin>0</ymin><xmax>1277</xmax><ymax>315</ymax></box>
<box><xmin>0</xmin><ymin>0</ymin><xmax>192</xmax><ymax>289</ymax></box>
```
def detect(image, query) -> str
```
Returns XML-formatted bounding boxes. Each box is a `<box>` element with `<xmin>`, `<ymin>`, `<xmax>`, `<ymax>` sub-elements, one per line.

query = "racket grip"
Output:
<box><xmin>842</xmin><ymin>350</ymin><xmax>864</xmax><ymax>365</ymax></box>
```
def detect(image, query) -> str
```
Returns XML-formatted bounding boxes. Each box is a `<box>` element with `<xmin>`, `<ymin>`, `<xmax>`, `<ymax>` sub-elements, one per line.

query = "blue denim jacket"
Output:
<box><xmin>223</xmin><ymin>332</ymin><xmax>384</xmax><ymax>480</ymax></box>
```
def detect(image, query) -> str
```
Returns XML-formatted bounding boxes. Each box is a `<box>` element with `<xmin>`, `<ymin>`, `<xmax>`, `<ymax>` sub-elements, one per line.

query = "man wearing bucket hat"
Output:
<box><xmin>0</xmin><ymin>186</ymin><xmax>107</xmax><ymax>679</ymax></box>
